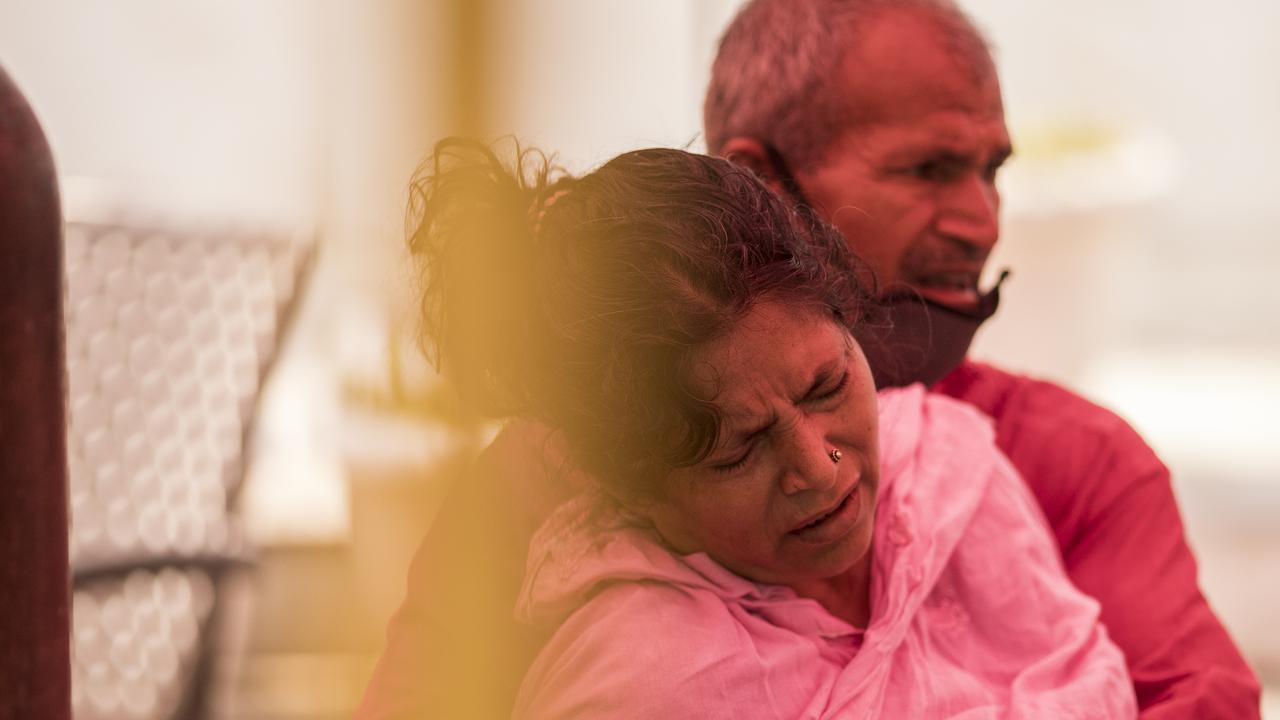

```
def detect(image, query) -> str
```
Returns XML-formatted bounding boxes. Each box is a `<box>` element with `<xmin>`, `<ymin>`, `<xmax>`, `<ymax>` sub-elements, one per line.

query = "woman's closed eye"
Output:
<box><xmin>712</xmin><ymin>371</ymin><xmax>848</xmax><ymax>475</ymax></box>
<box><xmin>813</xmin><ymin>369</ymin><xmax>850</xmax><ymax>404</ymax></box>
<box><xmin>712</xmin><ymin>444</ymin><xmax>755</xmax><ymax>474</ymax></box>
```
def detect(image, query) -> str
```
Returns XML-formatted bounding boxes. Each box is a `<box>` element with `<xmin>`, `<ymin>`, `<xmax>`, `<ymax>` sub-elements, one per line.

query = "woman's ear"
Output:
<box><xmin>718</xmin><ymin>137</ymin><xmax>789</xmax><ymax>196</ymax></box>
<box><xmin>604</xmin><ymin>480</ymin><xmax>663</xmax><ymax>525</ymax></box>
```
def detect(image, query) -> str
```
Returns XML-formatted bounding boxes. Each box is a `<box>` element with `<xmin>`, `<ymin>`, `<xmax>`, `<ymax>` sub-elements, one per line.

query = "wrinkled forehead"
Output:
<box><xmin>844</xmin><ymin>108</ymin><xmax>1011</xmax><ymax>165</ymax></box>
<box><xmin>835</xmin><ymin>7</ymin><xmax>1005</xmax><ymax>128</ymax></box>
<box><xmin>684</xmin><ymin>303</ymin><xmax>851</xmax><ymax>408</ymax></box>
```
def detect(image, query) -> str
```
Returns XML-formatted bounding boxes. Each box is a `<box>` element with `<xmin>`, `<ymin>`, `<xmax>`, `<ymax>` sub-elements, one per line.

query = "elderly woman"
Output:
<box><xmin>400</xmin><ymin>139</ymin><xmax>1135</xmax><ymax>719</ymax></box>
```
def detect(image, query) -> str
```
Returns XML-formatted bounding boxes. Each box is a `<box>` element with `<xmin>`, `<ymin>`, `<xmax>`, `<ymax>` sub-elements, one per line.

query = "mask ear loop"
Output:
<box><xmin>761</xmin><ymin>144</ymin><xmax>814</xmax><ymax>209</ymax></box>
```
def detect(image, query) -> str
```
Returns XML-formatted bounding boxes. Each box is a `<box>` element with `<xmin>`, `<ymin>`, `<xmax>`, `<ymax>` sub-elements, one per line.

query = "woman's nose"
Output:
<box><xmin>778</xmin><ymin>422</ymin><xmax>839</xmax><ymax>496</ymax></box>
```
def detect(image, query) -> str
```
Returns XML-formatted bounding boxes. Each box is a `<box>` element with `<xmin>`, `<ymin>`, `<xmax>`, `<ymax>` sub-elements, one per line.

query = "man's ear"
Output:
<box><xmin>718</xmin><ymin>137</ymin><xmax>789</xmax><ymax>196</ymax></box>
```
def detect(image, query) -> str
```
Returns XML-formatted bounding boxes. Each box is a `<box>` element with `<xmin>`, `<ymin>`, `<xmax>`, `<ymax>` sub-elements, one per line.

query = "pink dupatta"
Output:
<box><xmin>513</xmin><ymin>386</ymin><xmax>1137</xmax><ymax>719</ymax></box>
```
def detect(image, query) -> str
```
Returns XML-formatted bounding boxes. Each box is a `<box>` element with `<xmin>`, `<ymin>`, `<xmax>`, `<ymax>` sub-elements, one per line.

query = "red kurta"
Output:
<box><xmin>933</xmin><ymin>360</ymin><xmax>1260</xmax><ymax>718</ymax></box>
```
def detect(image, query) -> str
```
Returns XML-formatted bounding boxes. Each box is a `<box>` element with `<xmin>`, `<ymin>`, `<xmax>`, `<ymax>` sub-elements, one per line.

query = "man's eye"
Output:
<box><xmin>910</xmin><ymin>160</ymin><xmax>961</xmax><ymax>182</ymax></box>
<box><xmin>910</xmin><ymin>162</ymin><xmax>939</xmax><ymax>179</ymax></box>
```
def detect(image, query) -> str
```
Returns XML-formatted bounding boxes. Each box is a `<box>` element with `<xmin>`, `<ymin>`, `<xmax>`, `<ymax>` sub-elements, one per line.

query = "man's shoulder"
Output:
<box><xmin>936</xmin><ymin>360</ymin><xmax>1144</xmax><ymax>446</ymax></box>
<box><xmin>935</xmin><ymin>360</ymin><xmax>1169</xmax><ymax>540</ymax></box>
<box><xmin>935</xmin><ymin>360</ymin><xmax>1168</xmax><ymax>501</ymax></box>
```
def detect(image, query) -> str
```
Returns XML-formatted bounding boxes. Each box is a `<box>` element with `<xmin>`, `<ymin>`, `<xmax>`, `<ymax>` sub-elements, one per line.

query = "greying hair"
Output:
<box><xmin>410</xmin><ymin>140</ymin><xmax>878</xmax><ymax>495</ymax></box>
<box><xmin>704</xmin><ymin>0</ymin><xmax>993</xmax><ymax>169</ymax></box>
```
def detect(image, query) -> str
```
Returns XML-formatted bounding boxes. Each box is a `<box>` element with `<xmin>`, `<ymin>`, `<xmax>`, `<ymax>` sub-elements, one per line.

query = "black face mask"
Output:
<box><xmin>855</xmin><ymin>273</ymin><xmax>1008</xmax><ymax>389</ymax></box>
<box><xmin>761</xmin><ymin>144</ymin><xmax>1009</xmax><ymax>389</ymax></box>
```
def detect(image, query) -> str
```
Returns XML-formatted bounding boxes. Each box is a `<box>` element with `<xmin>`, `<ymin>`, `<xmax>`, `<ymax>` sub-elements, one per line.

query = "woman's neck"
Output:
<box><xmin>786</xmin><ymin>548</ymin><xmax>873</xmax><ymax>628</ymax></box>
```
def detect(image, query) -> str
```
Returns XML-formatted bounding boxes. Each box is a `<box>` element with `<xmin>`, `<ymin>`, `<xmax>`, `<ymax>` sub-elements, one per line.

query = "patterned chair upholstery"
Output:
<box><xmin>64</xmin><ymin>211</ymin><xmax>312</xmax><ymax>719</ymax></box>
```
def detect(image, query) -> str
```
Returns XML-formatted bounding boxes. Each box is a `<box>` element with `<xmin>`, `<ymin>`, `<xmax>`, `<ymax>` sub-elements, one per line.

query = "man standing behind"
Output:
<box><xmin>704</xmin><ymin>1</ymin><xmax>1259</xmax><ymax>717</ymax></box>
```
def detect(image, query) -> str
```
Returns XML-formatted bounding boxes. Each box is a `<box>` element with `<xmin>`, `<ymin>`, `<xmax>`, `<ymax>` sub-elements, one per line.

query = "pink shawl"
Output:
<box><xmin>512</xmin><ymin>386</ymin><xmax>1137</xmax><ymax>719</ymax></box>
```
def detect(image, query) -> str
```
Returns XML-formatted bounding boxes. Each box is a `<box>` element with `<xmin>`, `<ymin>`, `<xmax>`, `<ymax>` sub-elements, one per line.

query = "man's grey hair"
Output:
<box><xmin>704</xmin><ymin>0</ymin><xmax>992</xmax><ymax>169</ymax></box>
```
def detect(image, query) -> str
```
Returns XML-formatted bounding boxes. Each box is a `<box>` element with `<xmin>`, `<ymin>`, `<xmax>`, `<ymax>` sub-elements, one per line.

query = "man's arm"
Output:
<box><xmin>1058</xmin><ymin>430</ymin><xmax>1261</xmax><ymax>719</ymax></box>
<box><xmin>356</xmin><ymin>421</ymin><xmax>573</xmax><ymax>720</ymax></box>
<box><xmin>941</xmin><ymin>363</ymin><xmax>1262</xmax><ymax>719</ymax></box>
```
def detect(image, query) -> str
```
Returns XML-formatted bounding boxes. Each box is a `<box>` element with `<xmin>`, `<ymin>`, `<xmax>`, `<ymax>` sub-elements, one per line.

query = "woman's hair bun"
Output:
<box><xmin>407</xmin><ymin>137</ymin><xmax>568</xmax><ymax>416</ymax></box>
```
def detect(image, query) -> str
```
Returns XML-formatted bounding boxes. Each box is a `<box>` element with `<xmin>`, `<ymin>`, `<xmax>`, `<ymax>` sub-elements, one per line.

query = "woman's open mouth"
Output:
<box><xmin>788</xmin><ymin>485</ymin><xmax>861</xmax><ymax>544</ymax></box>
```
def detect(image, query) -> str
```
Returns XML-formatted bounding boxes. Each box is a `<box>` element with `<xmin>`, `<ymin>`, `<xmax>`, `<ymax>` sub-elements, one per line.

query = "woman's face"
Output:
<box><xmin>644</xmin><ymin>300</ymin><xmax>880</xmax><ymax>588</ymax></box>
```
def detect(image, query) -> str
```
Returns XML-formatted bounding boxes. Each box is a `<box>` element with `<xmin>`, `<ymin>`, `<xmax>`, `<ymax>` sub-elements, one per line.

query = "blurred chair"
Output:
<box><xmin>63</xmin><ymin>197</ymin><xmax>314</xmax><ymax>719</ymax></box>
<box><xmin>0</xmin><ymin>64</ymin><xmax>71</xmax><ymax>720</ymax></box>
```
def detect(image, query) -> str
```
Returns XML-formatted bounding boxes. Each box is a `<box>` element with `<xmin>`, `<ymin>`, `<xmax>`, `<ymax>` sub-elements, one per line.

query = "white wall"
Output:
<box><xmin>0</xmin><ymin>0</ymin><xmax>326</xmax><ymax>225</ymax></box>
<box><xmin>0</xmin><ymin>0</ymin><xmax>453</xmax><ymax>544</ymax></box>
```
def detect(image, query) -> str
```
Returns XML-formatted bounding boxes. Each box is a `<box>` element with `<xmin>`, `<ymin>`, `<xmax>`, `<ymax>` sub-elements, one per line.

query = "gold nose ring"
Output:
<box><xmin>828</xmin><ymin>449</ymin><xmax>842</xmax><ymax>464</ymax></box>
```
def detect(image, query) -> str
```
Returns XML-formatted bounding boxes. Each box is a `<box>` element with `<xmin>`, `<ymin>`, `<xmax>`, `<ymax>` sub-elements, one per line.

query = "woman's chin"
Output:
<box><xmin>787</xmin><ymin>484</ymin><xmax>875</xmax><ymax>575</ymax></box>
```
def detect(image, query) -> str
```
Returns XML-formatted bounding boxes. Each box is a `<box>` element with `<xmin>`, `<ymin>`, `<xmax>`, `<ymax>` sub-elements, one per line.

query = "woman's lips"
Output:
<box><xmin>788</xmin><ymin>484</ymin><xmax>862</xmax><ymax>544</ymax></box>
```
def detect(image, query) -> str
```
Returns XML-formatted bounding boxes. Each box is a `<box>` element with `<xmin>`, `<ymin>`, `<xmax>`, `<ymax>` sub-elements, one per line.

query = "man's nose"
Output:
<box><xmin>778</xmin><ymin>422</ymin><xmax>839</xmax><ymax>496</ymax></box>
<box><xmin>935</xmin><ymin>173</ymin><xmax>999</xmax><ymax>252</ymax></box>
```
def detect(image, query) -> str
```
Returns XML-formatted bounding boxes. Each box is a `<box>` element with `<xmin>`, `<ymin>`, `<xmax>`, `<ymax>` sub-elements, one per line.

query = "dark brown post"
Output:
<box><xmin>0</xmin><ymin>64</ymin><xmax>71</xmax><ymax>720</ymax></box>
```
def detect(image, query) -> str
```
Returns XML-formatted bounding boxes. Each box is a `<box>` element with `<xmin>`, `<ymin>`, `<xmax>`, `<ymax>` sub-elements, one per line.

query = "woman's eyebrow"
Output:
<box><xmin>798</xmin><ymin>358</ymin><xmax>842</xmax><ymax>402</ymax></box>
<box><xmin>719</xmin><ymin>353</ymin><xmax>844</xmax><ymax>451</ymax></box>
<box><xmin>801</xmin><ymin>368</ymin><xmax>832</xmax><ymax>400</ymax></box>
<box><xmin>726</xmin><ymin>414</ymin><xmax>777</xmax><ymax>449</ymax></box>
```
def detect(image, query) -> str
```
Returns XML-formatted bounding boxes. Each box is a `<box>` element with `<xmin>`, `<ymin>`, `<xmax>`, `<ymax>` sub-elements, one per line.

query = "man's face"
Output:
<box><xmin>795</xmin><ymin>11</ymin><xmax>1012</xmax><ymax>311</ymax></box>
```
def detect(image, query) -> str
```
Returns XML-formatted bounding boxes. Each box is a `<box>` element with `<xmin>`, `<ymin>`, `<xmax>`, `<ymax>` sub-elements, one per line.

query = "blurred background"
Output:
<box><xmin>2</xmin><ymin>0</ymin><xmax>1277</xmax><ymax>717</ymax></box>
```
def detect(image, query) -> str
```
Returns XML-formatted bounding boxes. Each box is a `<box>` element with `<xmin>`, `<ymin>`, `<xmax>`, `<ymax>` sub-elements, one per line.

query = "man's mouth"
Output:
<box><xmin>909</xmin><ymin>271</ymin><xmax>983</xmax><ymax>310</ymax></box>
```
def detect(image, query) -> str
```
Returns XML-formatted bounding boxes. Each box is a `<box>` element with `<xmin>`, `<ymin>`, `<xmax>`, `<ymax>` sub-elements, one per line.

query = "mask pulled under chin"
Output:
<box><xmin>856</xmin><ymin>270</ymin><xmax>1010</xmax><ymax>390</ymax></box>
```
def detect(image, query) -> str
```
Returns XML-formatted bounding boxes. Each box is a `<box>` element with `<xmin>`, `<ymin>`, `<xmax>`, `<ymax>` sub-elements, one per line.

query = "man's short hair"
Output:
<box><xmin>704</xmin><ymin>0</ymin><xmax>993</xmax><ymax>168</ymax></box>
